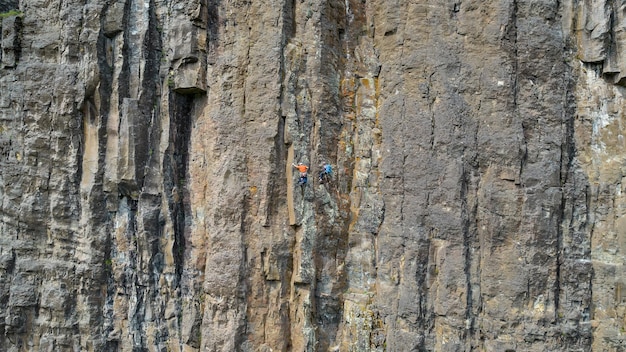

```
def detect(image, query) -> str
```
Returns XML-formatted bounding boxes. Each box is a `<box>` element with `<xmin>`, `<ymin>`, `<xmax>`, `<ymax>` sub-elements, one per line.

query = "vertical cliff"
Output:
<box><xmin>1</xmin><ymin>0</ymin><xmax>626</xmax><ymax>351</ymax></box>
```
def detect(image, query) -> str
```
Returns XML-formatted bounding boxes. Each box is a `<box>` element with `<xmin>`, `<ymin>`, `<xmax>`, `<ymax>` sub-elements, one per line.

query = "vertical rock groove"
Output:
<box><xmin>166</xmin><ymin>92</ymin><xmax>193</xmax><ymax>283</ymax></box>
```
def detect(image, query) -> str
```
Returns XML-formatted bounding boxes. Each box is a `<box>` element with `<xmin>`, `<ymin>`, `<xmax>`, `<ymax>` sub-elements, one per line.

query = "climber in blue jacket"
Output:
<box><xmin>319</xmin><ymin>162</ymin><xmax>332</xmax><ymax>184</ymax></box>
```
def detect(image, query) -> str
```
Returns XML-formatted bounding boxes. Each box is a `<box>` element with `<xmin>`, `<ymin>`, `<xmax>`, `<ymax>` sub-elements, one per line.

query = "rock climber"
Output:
<box><xmin>293</xmin><ymin>162</ymin><xmax>309</xmax><ymax>185</ymax></box>
<box><xmin>319</xmin><ymin>162</ymin><xmax>332</xmax><ymax>184</ymax></box>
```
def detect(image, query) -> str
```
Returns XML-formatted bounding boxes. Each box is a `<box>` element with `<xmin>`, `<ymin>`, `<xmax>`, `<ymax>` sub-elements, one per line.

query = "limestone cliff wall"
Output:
<box><xmin>1</xmin><ymin>0</ymin><xmax>625</xmax><ymax>351</ymax></box>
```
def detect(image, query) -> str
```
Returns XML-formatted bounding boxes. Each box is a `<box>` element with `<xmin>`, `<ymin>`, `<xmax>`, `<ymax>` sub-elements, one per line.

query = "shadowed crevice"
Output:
<box><xmin>164</xmin><ymin>92</ymin><xmax>193</xmax><ymax>284</ymax></box>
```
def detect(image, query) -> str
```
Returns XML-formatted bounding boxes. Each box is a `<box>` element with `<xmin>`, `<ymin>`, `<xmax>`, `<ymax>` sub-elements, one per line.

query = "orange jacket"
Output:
<box><xmin>294</xmin><ymin>164</ymin><xmax>308</xmax><ymax>174</ymax></box>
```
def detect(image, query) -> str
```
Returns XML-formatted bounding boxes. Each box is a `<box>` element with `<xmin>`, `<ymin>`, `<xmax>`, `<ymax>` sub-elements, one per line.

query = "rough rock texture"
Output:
<box><xmin>1</xmin><ymin>0</ymin><xmax>626</xmax><ymax>351</ymax></box>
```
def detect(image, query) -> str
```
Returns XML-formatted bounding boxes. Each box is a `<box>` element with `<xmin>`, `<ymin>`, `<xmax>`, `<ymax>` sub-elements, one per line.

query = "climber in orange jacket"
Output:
<box><xmin>292</xmin><ymin>162</ymin><xmax>309</xmax><ymax>185</ymax></box>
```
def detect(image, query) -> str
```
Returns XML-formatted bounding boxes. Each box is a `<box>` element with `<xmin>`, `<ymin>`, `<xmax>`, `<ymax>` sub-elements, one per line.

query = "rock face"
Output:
<box><xmin>1</xmin><ymin>0</ymin><xmax>626</xmax><ymax>351</ymax></box>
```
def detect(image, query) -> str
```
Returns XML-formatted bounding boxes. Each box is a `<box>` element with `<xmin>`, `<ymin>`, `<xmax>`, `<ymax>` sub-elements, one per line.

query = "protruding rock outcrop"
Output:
<box><xmin>574</xmin><ymin>0</ymin><xmax>626</xmax><ymax>85</ymax></box>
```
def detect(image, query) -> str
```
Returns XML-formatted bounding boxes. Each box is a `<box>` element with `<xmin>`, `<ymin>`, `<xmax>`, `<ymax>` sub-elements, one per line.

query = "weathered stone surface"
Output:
<box><xmin>2</xmin><ymin>0</ymin><xmax>626</xmax><ymax>351</ymax></box>
<box><xmin>0</xmin><ymin>1</ymin><xmax>18</xmax><ymax>13</ymax></box>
